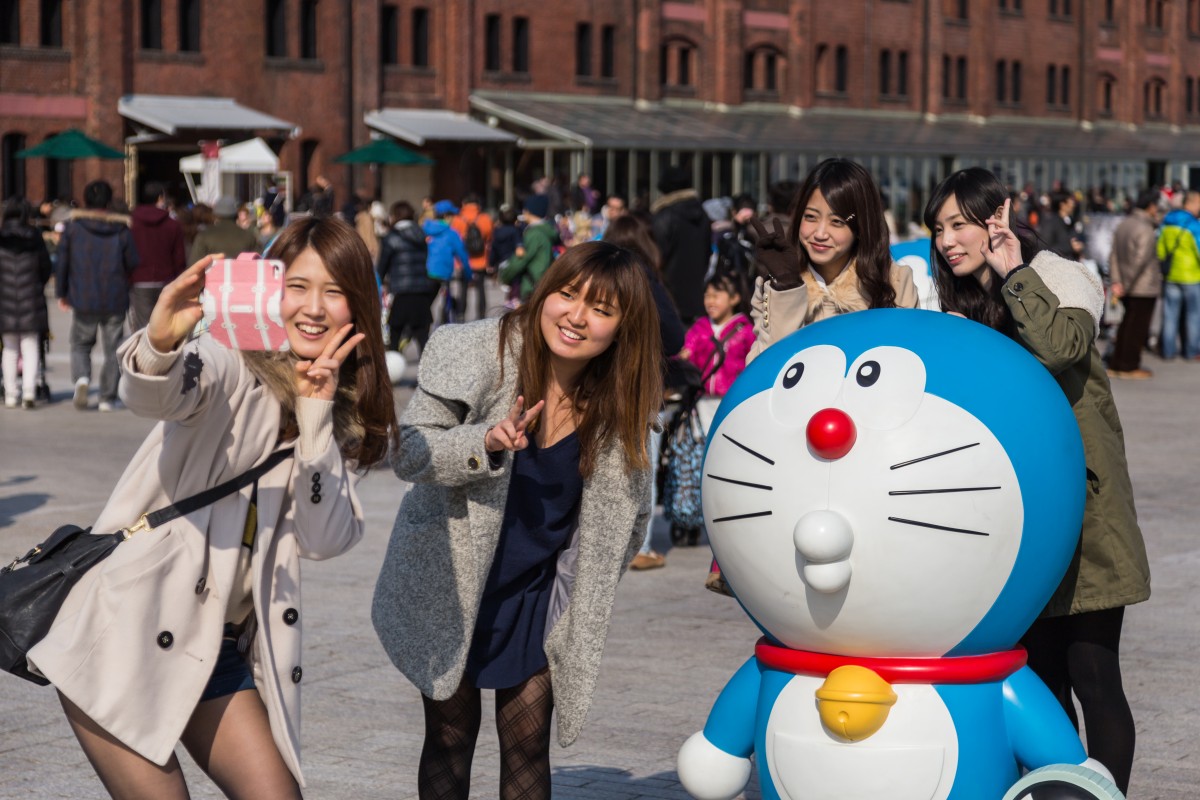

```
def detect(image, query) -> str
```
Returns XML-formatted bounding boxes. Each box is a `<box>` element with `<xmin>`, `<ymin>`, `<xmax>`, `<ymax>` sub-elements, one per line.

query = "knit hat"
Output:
<box><xmin>658</xmin><ymin>164</ymin><xmax>693</xmax><ymax>194</ymax></box>
<box><xmin>523</xmin><ymin>194</ymin><xmax>550</xmax><ymax>219</ymax></box>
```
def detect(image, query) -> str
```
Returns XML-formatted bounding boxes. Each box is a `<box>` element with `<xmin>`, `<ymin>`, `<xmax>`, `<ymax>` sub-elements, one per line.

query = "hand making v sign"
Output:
<box><xmin>295</xmin><ymin>323</ymin><xmax>364</xmax><ymax>401</ymax></box>
<box><xmin>484</xmin><ymin>395</ymin><xmax>546</xmax><ymax>453</ymax></box>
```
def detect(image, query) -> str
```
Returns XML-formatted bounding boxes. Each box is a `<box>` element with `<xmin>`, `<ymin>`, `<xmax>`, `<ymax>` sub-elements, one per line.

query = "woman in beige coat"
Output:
<box><xmin>29</xmin><ymin>218</ymin><xmax>397</xmax><ymax>799</ymax></box>
<box><xmin>747</xmin><ymin>158</ymin><xmax>918</xmax><ymax>363</ymax></box>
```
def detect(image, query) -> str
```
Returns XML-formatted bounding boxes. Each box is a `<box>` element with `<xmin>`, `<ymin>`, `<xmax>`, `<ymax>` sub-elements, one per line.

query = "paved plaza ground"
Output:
<box><xmin>1</xmin><ymin>299</ymin><xmax>1197</xmax><ymax>799</ymax></box>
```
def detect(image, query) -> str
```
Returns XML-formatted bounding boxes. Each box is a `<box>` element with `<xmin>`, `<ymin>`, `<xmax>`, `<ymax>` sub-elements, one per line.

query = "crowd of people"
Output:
<box><xmin>0</xmin><ymin>154</ymin><xmax>1164</xmax><ymax>797</ymax></box>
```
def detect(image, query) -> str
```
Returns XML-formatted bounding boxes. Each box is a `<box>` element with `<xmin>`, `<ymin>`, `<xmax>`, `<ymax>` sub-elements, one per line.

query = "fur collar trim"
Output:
<box><xmin>68</xmin><ymin>209</ymin><xmax>132</xmax><ymax>226</ymax></box>
<box><xmin>651</xmin><ymin>188</ymin><xmax>700</xmax><ymax>214</ymax></box>
<box><xmin>1028</xmin><ymin>251</ymin><xmax>1104</xmax><ymax>338</ymax></box>
<box><xmin>800</xmin><ymin>260</ymin><xmax>869</xmax><ymax>322</ymax></box>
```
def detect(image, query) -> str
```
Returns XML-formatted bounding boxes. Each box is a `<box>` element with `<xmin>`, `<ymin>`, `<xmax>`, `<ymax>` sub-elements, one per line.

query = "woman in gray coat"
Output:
<box><xmin>372</xmin><ymin>241</ymin><xmax>663</xmax><ymax>799</ymax></box>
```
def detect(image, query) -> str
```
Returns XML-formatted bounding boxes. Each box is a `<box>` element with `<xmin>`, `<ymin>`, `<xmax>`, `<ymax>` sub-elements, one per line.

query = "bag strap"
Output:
<box><xmin>126</xmin><ymin>448</ymin><xmax>295</xmax><ymax>536</ymax></box>
<box><xmin>699</xmin><ymin>318</ymin><xmax>750</xmax><ymax>385</ymax></box>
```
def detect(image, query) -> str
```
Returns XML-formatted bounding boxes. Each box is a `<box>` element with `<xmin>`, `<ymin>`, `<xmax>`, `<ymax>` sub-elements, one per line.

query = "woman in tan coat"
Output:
<box><xmin>747</xmin><ymin>158</ymin><xmax>918</xmax><ymax>362</ymax></box>
<box><xmin>29</xmin><ymin>218</ymin><xmax>397</xmax><ymax>799</ymax></box>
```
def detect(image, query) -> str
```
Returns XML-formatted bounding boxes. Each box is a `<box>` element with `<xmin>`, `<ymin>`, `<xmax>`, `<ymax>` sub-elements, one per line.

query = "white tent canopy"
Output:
<box><xmin>179</xmin><ymin>137</ymin><xmax>280</xmax><ymax>174</ymax></box>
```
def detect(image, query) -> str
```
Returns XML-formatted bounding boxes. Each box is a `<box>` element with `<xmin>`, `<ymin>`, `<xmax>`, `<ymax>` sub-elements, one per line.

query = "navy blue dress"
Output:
<box><xmin>465</xmin><ymin>431</ymin><xmax>583</xmax><ymax>689</ymax></box>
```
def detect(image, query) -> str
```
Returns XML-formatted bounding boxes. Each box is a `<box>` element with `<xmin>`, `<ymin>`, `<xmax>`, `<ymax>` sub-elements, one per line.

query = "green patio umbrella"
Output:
<box><xmin>335</xmin><ymin>138</ymin><xmax>433</xmax><ymax>165</ymax></box>
<box><xmin>15</xmin><ymin>129</ymin><xmax>125</xmax><ymax>160</ymax></box>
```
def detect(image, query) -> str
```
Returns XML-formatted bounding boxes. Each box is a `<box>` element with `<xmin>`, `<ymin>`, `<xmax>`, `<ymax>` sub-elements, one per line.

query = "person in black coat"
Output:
<box><xmin>652</xmin><ymin>165</ymin><xmax>712</xmax><ymax>325</ymax></box>
<box><xmin>376</xmin><ymin>200</ymin><xmax>436</xmax><ymax>355</ymax></box>
<box><xmin>0</xmin><ymin>199</ymin><xmax>53</xmax><ymax>408</ymax></box>
<box><xmin>1038</xmin><ymin>190</ymin><xmax>1085</xmax><ymax>261</ymax></box>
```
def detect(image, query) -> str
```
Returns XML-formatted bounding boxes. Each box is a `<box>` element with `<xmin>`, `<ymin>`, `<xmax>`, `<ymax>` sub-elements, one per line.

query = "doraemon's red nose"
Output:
<box><xmin>806</xmin><ymin>408</ymin><xmax>857</xmax><ymax>460</ymax></box>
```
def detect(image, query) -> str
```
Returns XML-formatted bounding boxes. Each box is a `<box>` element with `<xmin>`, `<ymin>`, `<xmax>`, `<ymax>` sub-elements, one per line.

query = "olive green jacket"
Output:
<box><xmin>1002</xmin><ymin>252</ymin><xmax>1151</xmax><ymax>616</ymax></box>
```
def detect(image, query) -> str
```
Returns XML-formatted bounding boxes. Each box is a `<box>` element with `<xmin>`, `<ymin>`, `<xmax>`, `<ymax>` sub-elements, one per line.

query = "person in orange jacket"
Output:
<box><xmin>450</xmin><ymin>194</ymin><xmax>494</xmax><ymax>320</ymax></box>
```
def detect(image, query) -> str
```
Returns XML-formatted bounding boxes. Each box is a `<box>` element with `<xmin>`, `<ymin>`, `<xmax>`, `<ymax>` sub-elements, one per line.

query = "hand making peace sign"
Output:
<box><xmin>294</xmin><ymin>323</ymin><xmax>364</xmax><ymax>401</ymax></box>
<box><xmin>981</xmin><ymin>198</ymin><xmax>1025</xmax><ymax>281</ymax></box>
<box><xmin>484</xmin><ymin>395</ymin><xmax>546</xmax><ymax>453</ymax></box>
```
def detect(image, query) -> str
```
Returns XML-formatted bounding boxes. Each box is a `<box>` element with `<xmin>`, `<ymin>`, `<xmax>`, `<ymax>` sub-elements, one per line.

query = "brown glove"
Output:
<box><xmin>749</xmin><ymin>217</ymin><xmax>803</xmax><ymax>290</ymax></box>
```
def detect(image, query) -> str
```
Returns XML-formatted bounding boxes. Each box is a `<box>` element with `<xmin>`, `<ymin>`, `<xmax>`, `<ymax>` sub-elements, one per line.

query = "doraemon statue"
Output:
<box><xmin>677</xmin><ymin>309</ymin><xmax>1121</xmax><ymax>800</ymax></box>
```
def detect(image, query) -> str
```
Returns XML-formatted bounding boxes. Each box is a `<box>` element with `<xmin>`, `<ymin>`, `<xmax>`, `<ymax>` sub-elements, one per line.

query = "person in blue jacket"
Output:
<box><xmin>423</xmin><ymin>200</ymin><xmax>471</xmax><ymax>324</ymax></box>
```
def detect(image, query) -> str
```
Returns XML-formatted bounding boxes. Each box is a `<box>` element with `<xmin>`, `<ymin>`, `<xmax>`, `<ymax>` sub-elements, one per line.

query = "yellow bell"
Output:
<box><xmin>815</xmin><ymin>665</ymin><xmax>898</xmax><ymax>742</ymax></box>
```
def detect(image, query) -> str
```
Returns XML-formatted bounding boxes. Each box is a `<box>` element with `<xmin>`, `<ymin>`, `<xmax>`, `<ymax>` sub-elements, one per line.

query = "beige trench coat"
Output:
<box><xmin>28</xmin><ymin>332</ymin><xmax>363</xmax><ymax>785</ymax></box>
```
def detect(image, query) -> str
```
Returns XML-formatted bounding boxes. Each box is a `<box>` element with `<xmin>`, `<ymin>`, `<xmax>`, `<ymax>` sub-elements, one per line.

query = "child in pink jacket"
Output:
<box><xmin>680</xmin><ymin>271</ymin><xmax>754</xmax><ymax>398</ymax></box>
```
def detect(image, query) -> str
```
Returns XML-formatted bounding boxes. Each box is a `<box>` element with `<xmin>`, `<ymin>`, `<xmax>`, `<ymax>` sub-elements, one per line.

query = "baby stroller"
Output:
<box><xmin>660</xmin><ymin>359</ymin><xmax>708</xmax><ymax>547</ymax></box>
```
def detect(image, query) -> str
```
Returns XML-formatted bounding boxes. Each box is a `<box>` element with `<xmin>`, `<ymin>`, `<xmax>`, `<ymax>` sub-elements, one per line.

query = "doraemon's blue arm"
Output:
<box><xmin>677</xmin><ymin>656</ymin><xmax>761</xmax><ymax>800</ymax></box>
<box><xmin>1003</xmin><ymin>665</ymin><xmax>1087</xmax><ymax>768</ymax></box>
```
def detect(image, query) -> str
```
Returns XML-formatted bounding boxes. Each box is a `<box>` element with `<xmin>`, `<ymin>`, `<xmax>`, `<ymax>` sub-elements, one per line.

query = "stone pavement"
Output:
<box><xmin>1</xmin><ymin>301</ymin><xmax>1198</xmax><ymax>799</ymax></box>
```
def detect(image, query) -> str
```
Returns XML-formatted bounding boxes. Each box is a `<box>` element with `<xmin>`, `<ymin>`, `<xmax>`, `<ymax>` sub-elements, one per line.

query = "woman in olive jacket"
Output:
<box><xmin>925</xmin><ymin>168</ymin><xmax>1150</xmax><ymax>794</ymax></box>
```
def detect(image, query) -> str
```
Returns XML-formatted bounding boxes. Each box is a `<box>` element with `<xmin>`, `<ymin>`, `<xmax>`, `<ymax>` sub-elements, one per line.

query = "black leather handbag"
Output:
<box><xmin>0</xmin><ymin>447</ymin><xmax>294</xmax><ymax>686</ymax></box>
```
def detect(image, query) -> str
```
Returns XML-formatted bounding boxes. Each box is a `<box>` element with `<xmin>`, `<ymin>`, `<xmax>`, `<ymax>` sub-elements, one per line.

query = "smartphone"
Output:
<box><xmin>197</xmin><ymin>253</ymin><xmax>289</xmax><ymax>351</ymax></box>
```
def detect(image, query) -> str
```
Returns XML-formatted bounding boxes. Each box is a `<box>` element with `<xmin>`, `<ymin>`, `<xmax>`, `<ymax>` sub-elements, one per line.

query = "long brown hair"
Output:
<box><xmin>602</xmin><ymin>215</ymin><xmax>662</xmax><ymax>277</ymax></box>
<box><xmin>922</xmin><ymin>168</ymin><xmax>1038</xmax><ymax>333</ymax></box>
<box><xmin>248</xmin><ymin>216</ymin><xmax>398</xmax><ymax>469</ymax></box>
<box><xmin>789</xmin><ymin>158</ymin><xmax>896</xmax><ymax>308</ymax></box>
<box><xmin>498</xmin><ymin>241</ymin><xmax>662</xmax><ymax>478</ymax></box>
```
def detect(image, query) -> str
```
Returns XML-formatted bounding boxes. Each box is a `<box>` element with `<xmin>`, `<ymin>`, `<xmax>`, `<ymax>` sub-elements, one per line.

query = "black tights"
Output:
<box><xmin>418</xmin><ymin>668</ymin><xmax>554</xmax><ymax>800</ymax></box>
<box><xmin>1019</xmin><ymin>607</ymin><xmax>1134</xmax><ymax>793</ymax></box>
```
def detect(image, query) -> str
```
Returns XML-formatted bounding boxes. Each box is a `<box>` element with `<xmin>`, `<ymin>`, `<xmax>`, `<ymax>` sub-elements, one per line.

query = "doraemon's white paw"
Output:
<box><xmin>677</xmin><ymin>731</ymin><xmax>752</xmax><ymax>800</ymax></box>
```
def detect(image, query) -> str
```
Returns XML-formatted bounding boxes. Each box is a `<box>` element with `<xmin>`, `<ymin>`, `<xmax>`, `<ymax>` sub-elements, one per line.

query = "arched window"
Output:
<box><xmin>1012</xmin><ymin>61</ymin><xmax>1023</xmax><ymax>103</ymax></box>
<box><xmin>1061</xmin><ymin>65</ymin><xmax>1071</xmax><ymax>108</ymax></box>
<box><xmin>1146</xmin><ymin>0</ymin><xmax>1165</xmax><ymax>29</ymax></box>
<box><xmin>880</xmin><ymin>49</ymin><xmax>892</xmax><ymax>96</ymax></box>
<box><xmin>835</xmin><ymin>45</ymin><xmax>849</xmax><ymax>93</ymax></box>
<box><xmin>1047</xmin><ymin>64</ymin><xmax>1058</xmax><ymax>105</ymax></box>
<box><xmin>1</xmin><ymin>132</ymin><xmax>27</xmax><ymax>200</ymax></box>
<box><xmin>40</xmin><ymin>0</ymin><xmax>62</xmax><ymax>47</ymax></box>
<box><xmin>996</xmin><ymin>59</ymin><xmax>1007</xmax><ymax>102</ymax></box>
<box><xmin>1</xmin><ymin>0</ymin><xmax>19</xmax><ymax>45</ymax></box>
<box><xmin>744</xmin><ymin>45</ymin><xmax>783</xmax><ymax>94</ymax></box>
<box><xmin>661</xmin><ymin>38</ymin><xmax>698</xmax><ymax>89</ymax></box>
<box><xmin>1143</xmin><ymin>78</ymin><xmax>1167</xmax><ymax>119</ymax></box>
<box><xmin>140</xmin><ymin>0</ymin><xmax>161</xmax><ymax>50</ymax></box>
<box><xmin>43</xmin><ymin>131</ymin><xmax>72</xmax><ymax>203</ymax></box>
<box><xmin>955</xmin><ymin>56</ymin><xmax>967</xmax><ymax>100</ymax></box>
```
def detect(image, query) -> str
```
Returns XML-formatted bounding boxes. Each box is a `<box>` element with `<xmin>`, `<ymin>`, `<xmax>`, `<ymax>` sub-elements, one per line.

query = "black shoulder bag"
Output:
<box><xmin>0</xmin><ymin>447</ymin><xmax>294</xmax><ymax>685</ymax></box>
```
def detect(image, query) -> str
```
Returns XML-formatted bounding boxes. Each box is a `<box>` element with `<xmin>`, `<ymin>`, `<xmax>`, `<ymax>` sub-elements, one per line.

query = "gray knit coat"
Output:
<box><xmin>371</xmin><ymin>317</ymin><xmax>651</xmax><ymax>746</ymax></box>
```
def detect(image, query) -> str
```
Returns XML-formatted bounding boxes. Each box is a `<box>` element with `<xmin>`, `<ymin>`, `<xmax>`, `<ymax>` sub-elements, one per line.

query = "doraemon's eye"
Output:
<box><xmin>783</xmin><ymin>362</ymin><xmax>804</xmax><ymax>388</ymax></box>
<box><xmin>856</xmin><ymin>360</ymin><xmax>880</xmax><ymax>387</ymax></box>
<box><xmin>770</xmin><ymin>345</ymin><xmax>845</xmax><ymax>428</ymax></box>
<box><xmin>839</xmin><ymin>347</ymin><xmax>926</xmax><ymax>430</ymax></box>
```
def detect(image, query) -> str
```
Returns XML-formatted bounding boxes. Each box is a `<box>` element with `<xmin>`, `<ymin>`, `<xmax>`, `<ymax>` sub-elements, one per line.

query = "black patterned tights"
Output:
<box><xmin>418</xmin><ymin>668</ymin><xmax>554</xmax><ymax>800</ymax></box>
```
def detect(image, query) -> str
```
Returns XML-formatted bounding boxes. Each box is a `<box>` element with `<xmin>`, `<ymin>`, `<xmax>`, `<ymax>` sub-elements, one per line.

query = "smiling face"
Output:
<box><xmin>280</xmin><ymin>247</ymin><xmax>353</xmax><ymax>359</ymax></box>
<box><xmin>798</xmin><ymin>189</ymin><xmax>856</xmax><ymax>276</ymax></box>
<box><xmin>933</xmin><ymin>196</ymin><xmax>991</xmax><ymax>285</ymax></box>
<box><xmin>539</xmin><ymin>279</ymin><xmax>623</xmax><ymax>368</ymax></box>
<box><xmin>704</xmin><ymin>284</ymin><xmax>739</xmax><ymax>325</ymax></box>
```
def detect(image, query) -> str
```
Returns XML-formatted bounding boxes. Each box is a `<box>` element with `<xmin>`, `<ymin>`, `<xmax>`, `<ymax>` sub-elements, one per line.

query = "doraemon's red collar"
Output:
<box><xmin>755</xmin><ymin>637</ymin><xmax>1027</xmax><ymax>684</ymax></box>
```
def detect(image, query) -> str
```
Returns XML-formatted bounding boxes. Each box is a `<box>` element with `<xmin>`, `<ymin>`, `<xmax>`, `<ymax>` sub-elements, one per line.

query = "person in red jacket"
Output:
<box><xmin>128</xmin><ymin>182</ymin><xmax>187</xmax><ymax>333</ymax></box>
<box><xmin>450</xmin><ymin>194</ymin><xmax>494</xmax><ymax>320</ymax></box>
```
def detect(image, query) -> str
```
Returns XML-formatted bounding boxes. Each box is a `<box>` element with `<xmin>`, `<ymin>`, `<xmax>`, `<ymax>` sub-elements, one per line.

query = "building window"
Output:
<box><xmin>880</xmin><ymin>49</ymin><xmax>892</xmax><ymax>96</ymax></box>
<box><xmin>381</xmin><ymin>5</ymin><xmax>399</xmax><ymax>65</ymax></box>
<box><xmin>745</xmin><ymin>47</ymin><xmax>781</xmax><ymax>93</ymax></box>
<box><xmin>956</xmin><ymin>56</ymin><xmax>967</xmax><ymax>100</ymax></box>
<box><xmin>835</xmin><ymin>45</ymin><xmax>849</xmax><ymax>93</ymax></box>
<box><xmin>1099</xmin><ymin>74</ymin><xmax>1116</xmax><ymax>115</ymax></box>
<box><xmin>140</xmin><ymin>0</ymin><xmax>162</xmax><ymax>50</ymax></box>
<box><xmin>955</xmin><ymin>0</ymin><xmax>968</xmax><ymax>19</ymax></box>
<box><xmin>999</xmin><ymin>0</ymin><xmax>1023</xmax><ymax>13</ymax></box>
<box><xmin>300</xmin><ymin>0</ymin><xmax>318</xmax><ymax>59</ymax></box>
<box><xmin>1060</xmin><ymin>65</ymin><xmax>1070</xmax><ymax>107</ymax></box>
<box><xmin>1144</xmin><ymin>78</ymin><xmax>1166</xmax><ymax>118</ymax></box>
<box><xmin>1</xmin><ymin>133</ymin><xmax>26</xmax><ymax>200</ymax></box>
<box><xmin>1147</xmin><ymin>0</ymin><xmax>1165</xmax><ymax>30</ymax></box>
<box><xmin>576</xmin><ymin>22</ymin><xmax>592</xmax><ymax>77</ymax></box>
<box><xmin>1103</xmin><ymin>0</ymin><xmax>1116</xmax><ymax>23</ymax></box>
<box><xmin>512</xmin><ymin>16</ymin><xmax>529</xmax><ymax>74</ymax></box>
<box><xmin>1</xmin><ymin>0</ymin><xmax>18</xmax><ymax>45</ymax></box>
<box><xmin>1190</xmin><ymin>0</ymin><xmax>1200</xmax><ymax>35</ymax></box>
<box><xmin>299</xmin><ymin>139</ymin><xmax>319</xmax><ymax>201</ymax></box>
<box><xmin>1012</xmin><ymin>60</ymin><xmax>1022</xmax><ymax>103</ymax></box>
<box><xmin>412</xmin><ymin>8</ymin><xmax>429</xmax><ymax>68</ymax></box>
<box><xmin>45</xmin><ymin>151</ymin><xmax>71</xmax><ymax>203</ymax></box>
<box><xmin>1047</xmin><ymin>64</ymin><xmax>1057</xmax><ymax>105</ymax></box>
<box><xmin>601</xmin><ymin>25</ymin><xmax>615</xmax><ymax>78</ymax></box>
<box><xmin>765</xmin><ymin>51</ymin><xmax>778</xmax><ymax>91</ymax></box>
<box><xmin>484</xmin><ymin>14</ymin><xmax>500</xmax><ymax>71</ymax></box>
<box><xmin>942</xmin><ymin>54</ymin><xmax>951</xmax><ymax>98</ymax></box>
<box><xmin>679</xmin><ymin>44</ymin><xmax>692</xmax><ymax>86</ymax></box>
<box><xmin>40</xmin><ymin>0</ymin><xmax>62</xmax><ymax>47</ymax></box>
<box><xmin>179</xmin><ymin>0</ymin><xmax>200</xmax><ymax>52</ymax></box>
<box><xmin>996</xmin><ymin>59</ymin><xmax>1007</xmax><ymax>102</ymax></box>
<box><xmin>1049</xmin><ymin>0</ymin><xmax>1072</xmax><ymax>17</ymax></box>
<box><xmin>1188</xmin><ymin>77</ymin><xmax>1196</xmax><ymax>115</ymax></box>
<box><xmin>265</xmin><ymin>0</ymin><xmax>286</xmax><ymax>57</ymax></box>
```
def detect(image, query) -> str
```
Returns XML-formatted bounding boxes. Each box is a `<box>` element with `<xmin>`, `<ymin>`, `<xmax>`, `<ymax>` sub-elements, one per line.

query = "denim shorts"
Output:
<box><xmin>199</xmin><ymin>624</ymin><xmax>256</xmax><ymax>702</ymax></box>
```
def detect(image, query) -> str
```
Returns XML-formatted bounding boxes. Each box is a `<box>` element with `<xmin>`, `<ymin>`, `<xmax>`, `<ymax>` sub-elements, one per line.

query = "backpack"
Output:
<box><xmin>464</xmin><ymin>220</ymin><xmax>485</xmax><ymax>258</ymax></box>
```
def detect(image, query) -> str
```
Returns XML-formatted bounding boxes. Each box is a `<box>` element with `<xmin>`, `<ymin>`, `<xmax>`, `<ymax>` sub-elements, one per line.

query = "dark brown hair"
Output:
<box><xmin>264</xmin><ymin>216</ymin><xmax>398</xmax><ymax>468</ymax></box>
<box><xmin>789</xmin><ymin>158</ymin><xmax>896</xmax><ymax>308</ymax></box>
<box><xmin>499</xmin><ymin>241</ymin><xmax>662</xmax><ymax>478</ymax></box>
<box><xmin>922</xmin><ymin>167</ymin><xmax>1038</xmax><ymax>332</ymax></box>
<box><xmin>601</xmin><ymin>214</ymin><xmax>662</xmax><ymax>277</ymax></box>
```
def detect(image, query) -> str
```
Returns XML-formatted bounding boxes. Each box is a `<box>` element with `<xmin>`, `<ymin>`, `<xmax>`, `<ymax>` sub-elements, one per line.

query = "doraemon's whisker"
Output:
<box><xmin>888</xmin><ymin>516</ymin><xmax>990</xmax><ymax>536</ymax></box>
<box><xmin>889</xmin><ymin>442</ymin><xmax>980</xmax><ymax>470</ymax></box>
<box><xmin>721</xmin><ymin>434</ymin><xmax>776</xmax><ymax>465</ymax></box>
<box><xmin>712</xmin><ymin>511</ymin><xmax>773</xmax><ymax>523</ymax></box>
<box><xmin>889</xmin><ymin>486</ymin><xmax>1001</xmax><ymax>496</ymax></box>
<box><xmin>707</xmin><ymin>474</ymin><xmax>773</xmax><ymax>491</ymax></box>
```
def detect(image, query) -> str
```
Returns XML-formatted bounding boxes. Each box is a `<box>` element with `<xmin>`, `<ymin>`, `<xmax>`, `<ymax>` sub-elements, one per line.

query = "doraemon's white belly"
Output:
<box><xmin>764</xmin><ymin>675</ymin><xmax>958</xmax><ymax>800</ymax></box>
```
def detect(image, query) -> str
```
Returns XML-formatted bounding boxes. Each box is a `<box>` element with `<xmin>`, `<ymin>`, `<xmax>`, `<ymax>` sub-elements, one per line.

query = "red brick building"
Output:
<box><xmin>4</xmin><ymin>0</ymin><xmax>1200</xmax><ymax>218</ymax></box>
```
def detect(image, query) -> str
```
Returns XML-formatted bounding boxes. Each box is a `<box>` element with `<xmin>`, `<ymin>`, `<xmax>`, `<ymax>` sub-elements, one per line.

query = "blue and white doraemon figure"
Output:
<box><xmin>677</xmin><ymin>309</ymin><xmax>1120</xmax><ymax>800</ymax></box>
